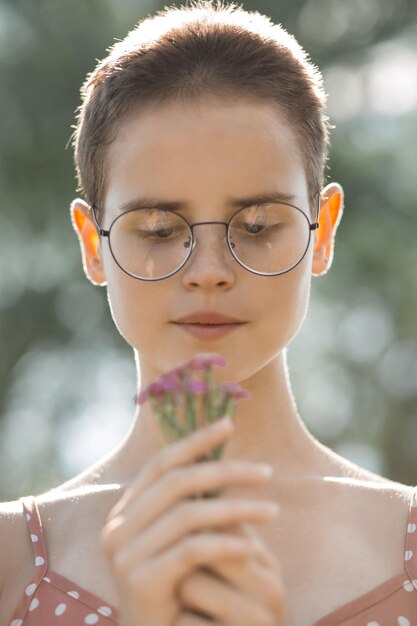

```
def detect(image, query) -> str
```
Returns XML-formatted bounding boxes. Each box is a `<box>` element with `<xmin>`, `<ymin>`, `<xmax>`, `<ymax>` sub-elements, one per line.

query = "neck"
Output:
<box><xmin>92</xmin><ymin>350</ymin><xmax>329</xmax><ymax>487</ymax></box>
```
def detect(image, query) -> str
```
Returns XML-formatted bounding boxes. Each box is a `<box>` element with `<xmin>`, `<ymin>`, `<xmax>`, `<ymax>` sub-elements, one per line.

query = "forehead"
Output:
<box><xmin>104</xmin><ymin>96</ymin><xmax>308</xmax><ymax>213</ymax></box>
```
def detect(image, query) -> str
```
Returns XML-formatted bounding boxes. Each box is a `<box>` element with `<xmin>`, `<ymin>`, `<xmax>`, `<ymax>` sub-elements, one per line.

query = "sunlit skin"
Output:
<box><xmin>71</xmin><ymin>95</ymin><xmax>344</xmax><ymax>482</ymax></box>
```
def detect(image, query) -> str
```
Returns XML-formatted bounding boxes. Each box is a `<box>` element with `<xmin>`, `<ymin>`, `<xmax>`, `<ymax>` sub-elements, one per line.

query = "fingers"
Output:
<box><xmin>122</xmin><ymin>532</ymin><xmax>256</xmax><ymax>605</ymax></box>
<box><xmin>222</xmin><ymin>523</ymin><xmax>283</xmax><ymax>576</ymax></box>
<box><xmin>191</xmin><ymin>526</ymin><xmax>285</xmax><ymax>621</ymax></box>
<box><xmin>111</xmin><ymin>497</ymin><xmax>278</xmax><ymax>570</ymax></box>
<box><xmin>103</xmin><ymin>461</ymin><xmax>277</xmax><ymax>557</ymax></box>
<box><xmin>108</xmin><ymin>416</ymin><xmax>235</xmax><ymax>520</ymax></box>
<box><xmin>178</xmin><ymin>568</ymin><xmax>279</xmax><ymax>626</ymax></box>
<box><xmin>99</xmin><ymin>413</ymin><xmax>284</xmax><ymax>626</ymax></box>
<box><xmin>202</xmin><ymin>553</ymin><xmax>285</xmax><ymax>619</ymax></box>
<box><xmin>177</xmin><ymin>611</ymin><xmax>222</xmax><ymax>626</ymax></box>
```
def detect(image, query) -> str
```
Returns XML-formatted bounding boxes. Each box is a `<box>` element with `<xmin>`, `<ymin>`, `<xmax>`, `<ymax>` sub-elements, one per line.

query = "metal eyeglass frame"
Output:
<box><xmin>91</xmin><ymin>194</ymin><xmax>320</xmax><ymax>282</ymax></box>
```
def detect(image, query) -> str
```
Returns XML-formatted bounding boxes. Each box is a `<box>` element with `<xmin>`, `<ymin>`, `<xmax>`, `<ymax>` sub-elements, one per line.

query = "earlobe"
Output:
<box><xmin>70</xmin><ymin>198</ymin><xmax>107</xmax><ymax>286</ymax></box>
<box><xmin>312</xmin><ymin>182</ymin><xmax>344</xmax><ymax>277</ymax></box>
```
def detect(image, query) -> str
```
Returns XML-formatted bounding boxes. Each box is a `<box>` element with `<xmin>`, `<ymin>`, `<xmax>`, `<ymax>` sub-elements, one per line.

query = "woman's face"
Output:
<box><xmin>88</xmin><ymin>97</ymin><xmax>319</xmax><ymax>385</ymax></box>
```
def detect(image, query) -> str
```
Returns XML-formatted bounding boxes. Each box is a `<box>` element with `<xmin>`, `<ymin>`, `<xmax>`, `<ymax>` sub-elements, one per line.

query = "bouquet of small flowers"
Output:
<box><xmin>134</xmin><ymin>353</ymin><xmax>250</xmax><ymax>470</ymax></box>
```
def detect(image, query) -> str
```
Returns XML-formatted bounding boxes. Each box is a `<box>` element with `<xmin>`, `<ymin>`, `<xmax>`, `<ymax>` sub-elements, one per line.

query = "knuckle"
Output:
<box><xmin>164</xmin><ymin>466</ymin><xmax>186</xmax><ymax>489</ymax></box>
<box><xmin>262</xmin><ymin>572</ymin><xmax>285</xmax><ymax>613</ymax></box>
<box><xmin>265</xmin><ymin>571</ymin><xmax>280</xmax><ymax>593</ymax></box>
<box><xmin>100</xmin><ymin>521</ymin><xmax>119</xmax><ymax>556</ymax></box>
<box><xmin>149</xmin><ymin>448</ymin><xmax>171</xmax><ymax>477</ymax></box>
<box><xmin>112</xmin><ymin>549</ymin><xmax>130</xmax><ymax>577</ymax></box>
<box><xmin>180</xmin><ymin>536</ymin><xmax>201</xmax><ymax>564</ymax></box>
<box><xmin>126</xmin><ymin>567</ymin><xmax>145</xmax><ymax>596</ymax></box>
<box><xmin>232</xmin><ymin>499</ymin><xmax>252</xmax><ymax>514</ymax></box>
<box><xmin>176</xmin><ymin>500</ymin><xmax>197</xmax><ymax>523</ymax></box>
<box><xmin>129</xmin><ymin>565</ymin><xmax>161</xmax><ymax>603</ymax></box>
<box><xmin>100</xmin><ymin>525</ymin><xmax>112</xmax><ymax>552</ymax></box>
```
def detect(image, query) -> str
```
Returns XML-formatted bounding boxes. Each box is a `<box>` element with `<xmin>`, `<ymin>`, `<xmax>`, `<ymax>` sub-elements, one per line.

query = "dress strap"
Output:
<box><xmin>404</xmin><ymin>484</ymin><xmax>417</xmax><ymax>588</ymax></box>
<box><xmin>19</xmin><ymin>495</ymin><xmax>49</xmax><ymax>579</ymax></box>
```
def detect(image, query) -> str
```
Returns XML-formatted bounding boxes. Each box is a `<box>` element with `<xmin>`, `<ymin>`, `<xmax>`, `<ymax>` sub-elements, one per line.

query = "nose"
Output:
<box><xmin>181</xmin><ymin>222</ymin><xmax>236</xmax><ymax>290</ymax></box>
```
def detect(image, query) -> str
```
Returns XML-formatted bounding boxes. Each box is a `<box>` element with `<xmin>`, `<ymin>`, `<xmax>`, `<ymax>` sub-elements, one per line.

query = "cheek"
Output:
<box><xmin>283</xmin><ymin>250</ymin><xmax>313</xmax><ymax>339</ymax></box>
<box><xmin>103</xmin><ymin>260</ymin><xmax>166</xmax><ymax>349</ymax></box>
<box><xmin>258</xmin><ymin>252</ymin><xmax>312</xmax><ymax>347</ymax></box>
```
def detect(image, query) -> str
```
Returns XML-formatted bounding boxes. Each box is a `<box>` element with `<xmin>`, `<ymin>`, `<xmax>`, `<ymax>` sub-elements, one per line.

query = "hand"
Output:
<box><xmin>177</xmin><ymin>523</ymin><xmax>286</xmax><ymax>626</ymax></box>
<box><xmin>100</xmin><ymin>417</ymin><xmax>279</xmax><ymax>626</ymax></box>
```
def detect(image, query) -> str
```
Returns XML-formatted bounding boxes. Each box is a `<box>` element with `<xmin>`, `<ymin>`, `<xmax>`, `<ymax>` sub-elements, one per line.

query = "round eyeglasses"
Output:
<box><xmin>91</xmin><ymin>198</ymin><xmax>320</xmax><ymax>281</ymax></box>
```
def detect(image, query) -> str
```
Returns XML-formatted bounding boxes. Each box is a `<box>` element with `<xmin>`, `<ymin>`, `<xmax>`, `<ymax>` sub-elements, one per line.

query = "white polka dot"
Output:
<box><xmin>30</xmin><ymin>534</ymin><xmax>38</xmax><ymax>543</ymax></box>
<box><xmin>28</xmin><ymin>598</ymin><xmax>39</xmax><ymax>611</ymax></box>
<box><xmin>43</xmin><ymin>576</ymin><xmax>51</xmax><ymax>582</ymax></box>
<box><xmin>11</xmin><ymin>620</ymin><xmax>23</xmax><ymax>626</ymax></box>
<box><xmin>67</xmin><ymin>590</ymin><xmax>80</xmax><ymax>599</ymax></box>
<box><xmin>405</xmin><ymin>550</ymin><xmax>413</xmax><ymax>561</ymax></box>
<box><xmin>25</xmin><ymin>583</ymin><xmax>37</xmax><ymax>596</ymax></box>
<box><xmin>408</xmin><ymin>523</ymin><xmax>416</xmax><ymax>533</ymax></box>
<box><xmin>98</xmin><ymin>606</ymin><xmax>112</xmax><ymax>616</ymax></box>
<box><xmin>25</xmin><ymin>513</ymin><xmax>31</xmax><ymax>521</ymax></box>
<box><xmin>398</xmin><ymin>618</ymin><xmax>410</xmax><ymax>626</ymax></box>
<box><xmin>55</xmin><ymin>603</ymin><xmax>67</xmax><ymax>616</ymax></box>
<box><xmin>403</xmin><ymin>580</ymin><xmax>414</xmax><ymax>592</ymax></box>
<box><xmin>367</xmin><ymin>622</ymin><xmax>381</xmax><ymax>626</ymax></box>
<box><xmin>35</xmin><ymin>556</ymin><xmax>45</xmax><ymax>566</ymax></box>
<box><xmin>84</xmin><ymin>614</ymin><xmax>99</xmax><ymax>624</ymax></box>
<box><xmin>412</xmin><ymin>579</ymin><xmax>417</xmax><ymax>589</ymax></box>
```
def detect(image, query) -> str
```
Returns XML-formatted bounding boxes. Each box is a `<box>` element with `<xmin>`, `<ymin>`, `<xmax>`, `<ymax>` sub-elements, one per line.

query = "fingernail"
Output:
<box><xmin>257</xmin><ymin>464</ymin><xmax>274</xmax><ymax>478</ymax></box>
<box><xmin>266</xmin><ymin>503</ymin><xmax>281</xmax><ymax>515</ymax></box>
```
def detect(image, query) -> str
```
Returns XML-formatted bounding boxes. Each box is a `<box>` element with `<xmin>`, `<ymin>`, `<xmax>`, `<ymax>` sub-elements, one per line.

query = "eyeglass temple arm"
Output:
<box><xmin>91</xmin><ymin>205</ymin><xmax>109</xmax><ymax>237</ymax></box>
<box><xmin>310</xmin><ymin>193</ymin><xmax>321</xmax><ymax>230</ymax></box>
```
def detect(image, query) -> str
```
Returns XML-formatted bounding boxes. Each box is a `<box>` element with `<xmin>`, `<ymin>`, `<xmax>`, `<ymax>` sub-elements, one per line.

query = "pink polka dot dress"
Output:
<box><xmin>8</xmin><ymin>487</ymin><xmax>417</xmax><ymax>625</ymax></box>
<box><xmin>8</xmin><ymin>496</ymin><xmax>118</xmax><ymax>625</ymax></box>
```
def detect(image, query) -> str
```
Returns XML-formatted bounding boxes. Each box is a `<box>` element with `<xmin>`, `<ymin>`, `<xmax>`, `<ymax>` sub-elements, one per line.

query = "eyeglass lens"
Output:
<box><xmin>108</xmin><ymin>204</ymin><xmax>311</xmax><ymax>280</ymax></box>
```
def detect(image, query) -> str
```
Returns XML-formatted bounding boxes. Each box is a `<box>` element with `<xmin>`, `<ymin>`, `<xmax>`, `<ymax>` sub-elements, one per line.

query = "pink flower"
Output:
<box><xmin>133</xmin><ymin>354</ymin><xmax>250</xmax><ymax>470</ymax></box>
<box><xmin>184</xmin><ymin>378</ymin><xmax>210</xmax><ymax>394</ymax></box>
<box><xmin>158</xmin><ymin>373</ymin><xmax>183</xmax><ymax>392</ymax></box>
<box><xmin>220</xmin><ymin>382</ymin><xmax>251</xmax><ymax>400</ymax></box>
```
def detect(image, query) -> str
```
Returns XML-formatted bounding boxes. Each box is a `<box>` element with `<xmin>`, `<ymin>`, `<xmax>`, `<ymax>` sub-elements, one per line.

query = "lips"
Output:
<box><xmin>172</xmin><ymin>311</ymin><xmax>246</xmax><ymax>325</ymax></box>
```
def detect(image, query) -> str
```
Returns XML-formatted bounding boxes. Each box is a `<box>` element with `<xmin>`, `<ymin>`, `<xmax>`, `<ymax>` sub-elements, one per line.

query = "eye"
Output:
<box><xmin>242</xmin><ymin>222</ymin><xmax>265</xmax><ymax>234</ymax></box>
<box><xmin>147</xmin><ymin>227</ymin><xmax>174</xmax><ymax>238</ymax></box>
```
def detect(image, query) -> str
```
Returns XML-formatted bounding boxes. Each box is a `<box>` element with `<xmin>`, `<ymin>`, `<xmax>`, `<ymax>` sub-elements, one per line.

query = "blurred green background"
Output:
<box><xmin>1</xmin><ymin>0</ymin><xmax>416</xmax><ymax>501</ymax></box>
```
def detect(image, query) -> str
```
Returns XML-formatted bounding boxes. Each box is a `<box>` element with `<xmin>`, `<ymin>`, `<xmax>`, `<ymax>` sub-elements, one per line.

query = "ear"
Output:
<box><xmin>70</xmin><ymin>198</ymin><xmax>107</xmax><ymax>286</ymax></box>
<box><xmin>312</xmin><ymin>182</ymin><xmax>344</xmax><ymax>276</ymax></box>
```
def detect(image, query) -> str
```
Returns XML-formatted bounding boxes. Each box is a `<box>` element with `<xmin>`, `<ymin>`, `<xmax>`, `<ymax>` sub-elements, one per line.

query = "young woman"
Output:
<box><xmin>1</xmin><ymin>2</ymin><xmax>416</xmax><ymax>625</ymax></box>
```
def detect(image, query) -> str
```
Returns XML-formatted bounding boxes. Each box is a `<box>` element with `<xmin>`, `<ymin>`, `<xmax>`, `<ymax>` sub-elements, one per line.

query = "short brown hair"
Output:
<box><xmin>72</xmin><ymin>0</ymin><xmax>331</xmax><ymax>219</ymax></box>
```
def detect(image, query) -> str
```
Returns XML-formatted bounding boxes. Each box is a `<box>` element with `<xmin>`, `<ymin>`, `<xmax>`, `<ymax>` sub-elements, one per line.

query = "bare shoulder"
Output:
<box><xmin>0</xmin><ymin>485</ymin><xmax>125</xmax><ymax>623</ymax></box>
<box><xmin>332</xmin><ymin>475</ymin><xmax>415</xmax><ymax>521</ymax></box>
<box><xmin>22</xmin><ymin>484</ymin><xmax>125</xmax><ymax>565</ymax></box>
<box><xmin>34</xmin><ymin>482</ymin><xmax>125</xmax><ymax>524</ymax></box>
<box><xmin>274</xmin><ymin>475</ymin><xmax>416</xmax><ymax>623</ymax></box>
<box><xmin>313</xmin><ymin>447</ymin><xmax>416</xmax><ymax>530</ymax></box>
<box><xmin>0</xmin><ymin>499</ymin><xmax>28</xmax><ymax>593</ymax></box>
<box><xmin>317</xmin><ymin>476</ymin><xmax>416</xmax><ymax>575</ymax></box>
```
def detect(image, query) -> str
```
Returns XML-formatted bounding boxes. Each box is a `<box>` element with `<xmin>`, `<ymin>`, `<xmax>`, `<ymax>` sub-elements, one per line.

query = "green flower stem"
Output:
<box><xmin>152</xmin><ymin>398</ymin><xmax>183</xmax><ymax>440</ymax></box>
<box><xmin>211</xmin><ymin>387</ymin><xmax>222</xmax><ymax>419</ymax></box>
<box><xmin>218</xmin><ymin>394</ymin><xmax>234</xmax><ymax>420</ymax></box>
<box><xmin>203</xmin><ymin>366</ymin><xmax>210</xmax><ymax>425</ymax></box>
<box><xmin>166</xmin><ymin>395</ymin><xmax>182</xmax><ymax>435</ymax></box>
<box><xmin>185</xmin><ymin>389</ymin><xmax>196</xmax><ymax>431</ymax></box>
<box><xmin>204</xmin><ymin>365</ymin><xmax>214</xmax><ymax>423</ymax></box>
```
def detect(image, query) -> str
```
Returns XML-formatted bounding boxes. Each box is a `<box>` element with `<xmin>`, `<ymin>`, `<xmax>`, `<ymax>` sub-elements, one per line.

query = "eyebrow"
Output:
<box><xmin>117</xmin><ymin>191</ymin><xmax>296</xmax><ymax>213</ymax></box>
